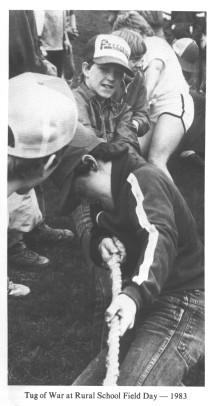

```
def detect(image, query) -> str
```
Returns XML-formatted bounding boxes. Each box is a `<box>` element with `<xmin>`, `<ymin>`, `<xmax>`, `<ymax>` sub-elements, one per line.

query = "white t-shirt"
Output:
<box><xmin>142</xmin><ymin>36</ymin><xmax>189</xmax><ymax>103</ymax></box>
<box><xmin>41</xmin><ymin>11</ymin><xmax>64</xmax><ymax>51</ymax></box>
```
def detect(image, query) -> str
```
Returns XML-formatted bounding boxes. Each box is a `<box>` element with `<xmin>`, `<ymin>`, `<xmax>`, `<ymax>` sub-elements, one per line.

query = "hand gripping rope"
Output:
<box><xmin>103</xmin><ymin>253</ymin><xmax>122</xmax><ymax>386</ymax></box>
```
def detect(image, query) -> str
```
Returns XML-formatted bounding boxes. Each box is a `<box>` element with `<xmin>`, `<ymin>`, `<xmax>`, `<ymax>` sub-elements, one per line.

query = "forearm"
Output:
<box><xmin>145</xmin><ymin>61</ymin><xmax>164</xmax><ymax>102</ymax></box>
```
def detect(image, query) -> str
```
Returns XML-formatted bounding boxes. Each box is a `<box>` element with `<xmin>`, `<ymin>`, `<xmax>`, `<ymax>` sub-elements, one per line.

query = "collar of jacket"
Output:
<box><xmin>111</xmin><ymin>150</ymin><xmax>147</xmax><ymax>205</ymax></box>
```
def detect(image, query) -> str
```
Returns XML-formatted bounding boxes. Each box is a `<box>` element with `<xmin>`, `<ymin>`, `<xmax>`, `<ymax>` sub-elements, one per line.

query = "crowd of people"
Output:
<box><xmin>8</xmin><ymin>10</ymin><xmax>205</xmax><ymax>386</ymax></box>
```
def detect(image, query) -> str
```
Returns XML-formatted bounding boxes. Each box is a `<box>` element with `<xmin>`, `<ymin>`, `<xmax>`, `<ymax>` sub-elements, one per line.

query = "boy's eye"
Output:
<box><xmin>98</xmin><ymin>65</ymin><xmax>123</xmax><ymax>78</ymax></box>
<box><xmin>130</xmin><ymin>57</ymin><xmax>142</xmax><ymax>63</ymax></box>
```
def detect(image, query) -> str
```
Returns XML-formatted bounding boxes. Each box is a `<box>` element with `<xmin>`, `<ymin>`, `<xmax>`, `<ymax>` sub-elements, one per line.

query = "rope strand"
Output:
<box><xmin>103</xmin><ymin>254</ymin><xmax>122</xmax><ymax>386</ymax></box>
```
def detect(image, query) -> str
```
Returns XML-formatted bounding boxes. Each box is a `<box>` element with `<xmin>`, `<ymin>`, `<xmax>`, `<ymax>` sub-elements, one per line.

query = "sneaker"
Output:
<box><xmin>8</xmin><ymin>241</ymin><xmax>50</xmax><ymax>270</ymax></box>
<box><xmin>8</xmin><ymin>280</ymin><xmax>30</xmax><ymax>297</ymax></box>
<box><xmin>28</xmin><ymin>222</ymin><xmax>74</xmax><ymax>244</ymax></box>
<box><xmin>180</xmin><ymin>150</ymin><xmax>204</xmax><ymax>167</ymax></box>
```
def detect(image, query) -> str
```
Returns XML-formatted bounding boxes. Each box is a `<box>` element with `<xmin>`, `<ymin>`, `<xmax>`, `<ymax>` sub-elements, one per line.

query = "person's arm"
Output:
<box><xmin>126</xmin><ymin>73</ymin><xmax>151</xmax><ymax>137</ymax></box>
<box><xmin>113</xmin><ymin>103</ymin><xmax>141</xmax><ymax>155</ymax></box>
<box><xmin>145</xmin><ymin>59</ymin><xmax>164</xmax><ymax>103</ymax></box>
<box><xmin>73</xmin><ymin>89</ymin><xmax>98</xmax><ymax>137</ymax></box>
<box><xmin>122</xmin><ymin>169</ymin><xmax>178</xmax><ymax>313</ymax></box>
<box><xmin>104</xmin><ymin>169</ymin><xmax>178</xmax><ymax>336</ymax></box>
<box><xmin>66</xmin><ymin>11</ymin><xmax>79</xmax><ymax>40</ymax></box>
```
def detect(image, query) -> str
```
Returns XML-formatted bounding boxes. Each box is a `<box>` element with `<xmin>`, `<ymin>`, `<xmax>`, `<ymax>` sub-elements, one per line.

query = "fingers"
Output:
<box><xmin>112</xmin><ymin>236</ymin><xmax>126</xmax><ymax>263</ymax></box>
<box><xmin>105</xmin><ymin>299</ymin><xmax>120</xmax><ymax>324</ymax></box>
<box><xmin>105</xmin><ymin>295</ymin><xmax>137</xmax><ymax>336</ymax></box>
<box><xmin>99</xmin><ymin>238</ymin><xmax>118</xmax><ymax>263</ymax></box>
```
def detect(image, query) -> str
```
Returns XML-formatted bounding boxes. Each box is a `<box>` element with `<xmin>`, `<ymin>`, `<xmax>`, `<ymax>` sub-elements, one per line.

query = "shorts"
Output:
<box><xmin>150</xmin><ymin>93</ymin><xmax>194</xmax><ymax>133</ymax></box>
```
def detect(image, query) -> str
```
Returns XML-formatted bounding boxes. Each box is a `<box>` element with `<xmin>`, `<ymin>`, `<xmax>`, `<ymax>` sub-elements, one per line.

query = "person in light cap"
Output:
<box><xmin>71</xmin><ymin>32</ymin><xmax>142</xmax><ymax>243</ymax></box>
<box><xmin>7</xmin><ymin>72</ymin><xmax>79</xmax><ymax>295</ymax></box>
<box><xmin>172</xmin><ymin>37</ymin><xmax>199</xmax><ymax>73</ymax></box>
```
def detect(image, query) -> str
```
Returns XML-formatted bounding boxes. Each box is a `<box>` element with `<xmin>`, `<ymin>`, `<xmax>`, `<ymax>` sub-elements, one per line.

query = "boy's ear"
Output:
<box><xmin>82</xmin><ymin>154</ymin><xmax>98</xmax><ymax>171</ymax></box>
<box><xmin>82</xmin><ymin>62</ymin><xmax>90</xmax><ymax>78</ymax></box>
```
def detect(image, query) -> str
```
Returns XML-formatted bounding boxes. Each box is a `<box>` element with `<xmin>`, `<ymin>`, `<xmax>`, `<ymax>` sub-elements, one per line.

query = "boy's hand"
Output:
<box><xmin>99</xmin><ymin>237</ymin><xmax>126</xmax><ymax>265</ymax></box>
<box><xmin>43</xmin><ymin>60</ymin><xmax>57</xmax><ymax>76</ymax></box>
<box><xmin>105</xmin><ymin>294</ymin><xmax>136</xmax><ymax>336</ymax></box>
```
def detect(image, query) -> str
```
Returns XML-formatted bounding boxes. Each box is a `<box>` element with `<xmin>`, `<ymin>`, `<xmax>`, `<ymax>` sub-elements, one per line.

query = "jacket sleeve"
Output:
<box><xmin>113</xmin><ymin>103</ymin><xmax>141</xmax><ymax>155</ymax></box>
<box><xmin>122</xmin><ymin>169</ymin><xmax>178</xmax><ymax>312</ymax></box>
<box><xmin>73</xmin><ymin>90</ymin><xmax>98</xmax><ymax>136</ymax></box>
<box><xmin>89</xmin><ymin>204</ymin><xmax>114</xmax><ymax>265</ymax></box>
<box><xmin>126</xmin><ymin>73</ymin><xmax>151</xmax><ymax>137</ymax></box>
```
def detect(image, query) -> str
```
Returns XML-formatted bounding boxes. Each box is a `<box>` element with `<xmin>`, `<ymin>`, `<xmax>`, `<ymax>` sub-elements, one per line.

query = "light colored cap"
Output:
<box><xmin>8</xmin><ymin>72</ymin><xmax>78</xmax><ymax>158</ymax></box>
<box><xmin>172</xmin><ymin>38</ymin><xmax>199</xmax><ymax>72</ymax></box>
<box><xmin>85</xmin><ymin>34</ymin><xmax>134</xmax><ymax>77</ymax></box>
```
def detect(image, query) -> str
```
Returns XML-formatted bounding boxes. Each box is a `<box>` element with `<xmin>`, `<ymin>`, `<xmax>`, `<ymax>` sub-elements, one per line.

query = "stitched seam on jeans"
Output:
<box><xmin>136</xmin><ymin>307</ymin><xmax>184</xmax><ymax>385</ymax></box>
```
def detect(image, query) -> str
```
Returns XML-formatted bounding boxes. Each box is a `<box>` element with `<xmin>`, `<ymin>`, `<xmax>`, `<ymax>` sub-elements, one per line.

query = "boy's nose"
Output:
<box><xmin>135</xmin><ymin>59</ymin><xmax>143</xmax><ymax>68</ymax></box>
<box><xmin>106</xmin><ymin>69</ymin><xmax>115</xmax><ymax>80</ymax></box>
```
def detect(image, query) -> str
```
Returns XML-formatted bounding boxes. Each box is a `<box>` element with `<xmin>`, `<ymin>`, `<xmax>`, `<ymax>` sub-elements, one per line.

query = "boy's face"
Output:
<box><xmin>74</xmin><ymin>160</ymin><xmax>114</xmax><ymax>212</ymax></box>
<box><xmin>129</xmin><ymin>56</ymin><xmax>144</xmax><ymax>74</ymax></box>
<box><xmin>84</xmin><ymin>63</ymin><xmax>124</xmax><ymax>99</ymax></box>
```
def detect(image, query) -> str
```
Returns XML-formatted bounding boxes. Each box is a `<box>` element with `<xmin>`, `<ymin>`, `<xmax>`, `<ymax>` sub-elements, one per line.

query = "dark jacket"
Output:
<box><xmin>113</xmin><ymin>71</ymin><xmax>150</xmax><ymax>137</ymax></box>
<box><xmin>73</xmin><ymin>82</ymin><xmax>141</xmax><ymax>155</ymax></box>
<box><xmin>90</xmin><ymin>152</ymin><xmax>204</xmax><ymax>312</ymax></box>
<box><xmin>9</xmin><ymin>10</ymin><xmax>47</xmax><ymax>78</ymax></box>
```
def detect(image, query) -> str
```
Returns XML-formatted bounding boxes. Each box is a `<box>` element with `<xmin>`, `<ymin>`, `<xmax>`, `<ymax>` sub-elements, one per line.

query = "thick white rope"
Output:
<box><xmin>103</xmin><ymin>253</ymin><xmax>122</xmax><ymax>386</ymax></box>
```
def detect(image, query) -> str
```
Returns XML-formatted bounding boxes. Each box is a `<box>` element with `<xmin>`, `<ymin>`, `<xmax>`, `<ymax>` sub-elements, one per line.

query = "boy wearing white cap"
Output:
<box><xmin>74</xmin><ymin>34</ymin><xmax>141</xmax><ymax>153</ymax></box>
<box><xmin>8</xmin><ymin>72</ymin><xmax>78</xmax><ymax>296</ymax></box>
<box><xmin>71</xmin><ymin>34</ymin><xmax>143</xmax><ymax>239</ymax></box>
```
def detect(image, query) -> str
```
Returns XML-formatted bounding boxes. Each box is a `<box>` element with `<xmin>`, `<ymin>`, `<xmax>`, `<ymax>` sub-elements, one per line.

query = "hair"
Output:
<box><xmin>113</xmin><ymin>10</ymin><xmax>154</xmax><ymax>38</ymax></box>
<box><xmin>8</xmin><ymin>126</ymin><xmax>67</xmax><ymax>181</ymax></box>
<box><xmin>138</xmin><ymin>11</ymin><xmax>164</xmax><ymax>28</ymax></box>
<box><xmin>74</xmin><ymin>142</ymin><xmax>129</xmax><ymax>177</ymax></box>
<box><xmin>113</xmin><ymin>28</ymin><xmax>146</xmax><ymax>58</ymax></box>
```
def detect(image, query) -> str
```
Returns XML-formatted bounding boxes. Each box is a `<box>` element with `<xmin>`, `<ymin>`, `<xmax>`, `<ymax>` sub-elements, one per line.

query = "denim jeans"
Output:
<box><xmin>72</xmin><ymin>290</ymin><xmax>204</xmax><ymax>386</ymax></box>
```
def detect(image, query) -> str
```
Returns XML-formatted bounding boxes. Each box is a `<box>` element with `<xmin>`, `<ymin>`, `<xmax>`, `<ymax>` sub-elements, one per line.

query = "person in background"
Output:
<box><xmin>107</xmin><ymin>10</ymin><xmax>122</xmax><ymax>28</ymax></box>
<box><xmin>163</xmin><ymin>11</ymin><xmax>206</xmax><ymax>92</ymax></box>
<box><xmin>8</xmin><ymin>73</ymin><xmax>78</xmax><ymax>294</ymax></box>
<box><xmin>137</xmin><ymin>10</ymin><xmax>166</xmax><ymax>39</ymax></box>
<box><xmin>9</xmin><ymin>10</ymin><xmax>57</xmax><ymax>78</ymax></box>
<box><xmin>172</xmin><ymin>38</ymin><xmax>205</xmax><ymax>167</ymax></box>
<box><xmin>38</xmin><ymin>10</ymin><xmax>76</xmax><ymax>82</ymax></box>
<box><xmin>8</xmin><ymin>10</ymin><xmax>75</xmax><ymax>271</ymax></box>
<box><xmin>112</xmin><ymin>29</ymin><xmax>150</xmax><ymax>138</ymax></box>
<box><xmin>113</xmin><ymin>11</ymin><xmax>194</xmax><ymax>180</ymax></box>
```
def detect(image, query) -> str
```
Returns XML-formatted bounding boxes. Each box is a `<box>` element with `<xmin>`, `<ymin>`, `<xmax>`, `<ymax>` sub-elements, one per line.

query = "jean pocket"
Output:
<box><xmin>177</xmin><ymin>308</ymin><xmax>205</xmax><ymax>367</ymax></box>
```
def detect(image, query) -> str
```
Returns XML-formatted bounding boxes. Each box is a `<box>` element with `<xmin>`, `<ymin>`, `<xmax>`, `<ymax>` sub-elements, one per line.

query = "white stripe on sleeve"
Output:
<box><xmin>127</xmin><ymin>173</ymin><xmax>159</xmax><ymax>286</ymax></box>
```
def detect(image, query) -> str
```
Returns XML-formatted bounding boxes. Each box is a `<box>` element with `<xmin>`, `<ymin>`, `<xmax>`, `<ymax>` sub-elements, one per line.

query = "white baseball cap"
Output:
<box><xmin>84</xmin><ymin>34</ymin><xmax>134</xmax><ymax>77</ymax></box>
<box><xmin>8</xmin><ymin>73</ymin><xmax>78</xmax><ymax>158</ymax></box>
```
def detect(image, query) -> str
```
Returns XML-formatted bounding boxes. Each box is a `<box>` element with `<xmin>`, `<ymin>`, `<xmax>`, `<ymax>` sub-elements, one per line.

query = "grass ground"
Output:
<box><xmin>8</xmin><ymin>11</ymin><xmax>205</xmax><ymax>386</ymax></box>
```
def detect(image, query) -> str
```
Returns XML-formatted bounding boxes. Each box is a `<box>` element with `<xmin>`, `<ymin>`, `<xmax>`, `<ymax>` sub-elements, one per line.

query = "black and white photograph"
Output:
<box><xmin>1</xmin><ymin>2</ymin><xmax>210</xmax><ymax>405</ymax></box>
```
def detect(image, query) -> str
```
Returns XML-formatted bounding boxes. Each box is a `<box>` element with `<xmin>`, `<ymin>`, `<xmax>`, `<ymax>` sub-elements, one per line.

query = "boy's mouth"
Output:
<box><xmin>102</xmin><ymin>84</ymin><xmax>114</xmax><ymax>90</ymax></box>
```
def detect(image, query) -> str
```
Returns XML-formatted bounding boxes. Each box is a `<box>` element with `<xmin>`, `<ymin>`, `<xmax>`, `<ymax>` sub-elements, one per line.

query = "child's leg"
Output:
<box><xmin>72</xmin><ymin>290</ymin><xmax>204</xmax><ymax>386</ymax></box>
<box><xmin>147</xmin><ymin>114</ymin><xmax>185</xmax><ymax>179</ymax></box>
<box><xmin>138</xmin><ymin>125</ymin><xmax>154</xmax><ymax>159</ymax></box>
<box><xmin>117</xmin><ymin>290</ymin><xmax>204</xmax><ymax>386</ymax></box>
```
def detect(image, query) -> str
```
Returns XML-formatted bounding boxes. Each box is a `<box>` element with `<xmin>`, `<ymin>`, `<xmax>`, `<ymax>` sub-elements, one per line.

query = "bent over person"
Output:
<box><xmin>68</xmin><ymin>142</ymin><xmax>204</xmax><ymax>386</ymax></box>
